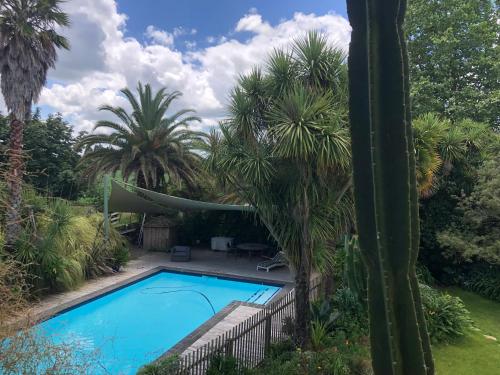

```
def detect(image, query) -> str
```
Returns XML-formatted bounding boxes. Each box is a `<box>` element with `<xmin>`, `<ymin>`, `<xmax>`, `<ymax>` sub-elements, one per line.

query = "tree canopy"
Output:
<box><xmin>77</xmin><ymin>83</ymin><xmax>203</xmax><ymax>191</ymax></box>
<box><xmin>412</xmin><ymin>113</ymin><xmax>495</xmax><ymax>198</ymax></box>
<box><xmin>438</xmin><ymin>153</ymin><xmax>500</xmax><ymax>265</ymax></box>
<box><xmin>406</xmin><ymin>0</ymin><xmax>499</xmax><ymax>128</ymax></box>
<box><xmin>0</xmin><ymin>111</ymin><xmax>80</xmax><ymax>199</ymax></box>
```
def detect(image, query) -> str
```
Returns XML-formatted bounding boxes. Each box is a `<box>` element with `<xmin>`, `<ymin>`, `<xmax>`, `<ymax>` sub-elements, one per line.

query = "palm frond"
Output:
<box><xmin>77</xmin><ymin>82</ymin><xmax>201</xmax><ymax>189</ymax></box>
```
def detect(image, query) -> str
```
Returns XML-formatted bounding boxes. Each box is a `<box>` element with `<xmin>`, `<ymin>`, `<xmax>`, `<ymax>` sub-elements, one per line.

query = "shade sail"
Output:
<box><xmin>108</xmin><ymin>180</ymin><xmax>254</xmax><ymax>213</ymax></box>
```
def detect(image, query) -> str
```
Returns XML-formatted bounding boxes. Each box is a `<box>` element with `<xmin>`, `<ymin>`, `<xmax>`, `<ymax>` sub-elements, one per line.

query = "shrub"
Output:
<box><xmin>0</xmin><ymin>258</ymin><xmax>101</xmax><ymax>374</ymax></box>
<box><xmin>137</xmin><ymin>355</ymin><xmax>179</xmax><ymax>375</ymax></box>
<box><xmin>13</xmin><ymin>200</ymin><xmax>129</xmax><ymax>293</ymax></box>
<box><xmin>0</xmin><ymin>258</ymin><xmax>30</xmax><ymax>336</ymax></box>
<box><xmin>310</xmin><ymin>299</ymin><xmax>341</xmax><ymax>334</ymax></box>
<box><xmin>1</xmin><ymin>329</ymin><xmax>100</xmax><ymax>375</ymax></box>
<box><xmin>462</xmin><ymin>265</ymin><xmax>500</xmax><ymax>302</ymax></box>
<box><xmin>416</xmin><ymin>264</ymin><xmax>436</xmax><ymax>286</ymax></box>
<box><xmin>331</xmin><ymin>244</ymin><xmax>347</xmax><ymax>286</ymax></box>
<box><xmin>250</xmin><ymin>339</ymin><xmax>372</xmax><ymax>375</ymax></box>
<box><xmin>330</xmin><ymin>287</ymin><xmax>368</xmax><ymax>338</ymax></box>
<box><xmin>206</xmin><ymin>355</ymin><xmax>240</xmax><ymax>375</ymax></box>
<box><xmin>311</xmin><ymin>320</ymin><xmax>333</xmax><ymax>351</ymax></box>
<box><xmin>283</xmin><ymin>291</ymin><xmax>367</xmax><ymax>348</ymax></box>
<box><xmin>266</xmin><ymin>339</ymin><xmax>295</xmax><ymax>359</ymax></box>
<box><xmin>420</xmin><ymin>284</ymin><xmax>472</xmax><ymax>343</ymax></box>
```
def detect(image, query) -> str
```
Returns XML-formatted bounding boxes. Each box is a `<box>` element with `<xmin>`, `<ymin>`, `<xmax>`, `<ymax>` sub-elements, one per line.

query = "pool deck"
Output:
<box><xmin>28</xmin><ymin>247</ymin><xmax>293</xmax><ymax>324</ymax></box>
<box><xmin>182</xmin><ymin>304</ymin><xmax>262</xmax><ymax>354</ymax></box>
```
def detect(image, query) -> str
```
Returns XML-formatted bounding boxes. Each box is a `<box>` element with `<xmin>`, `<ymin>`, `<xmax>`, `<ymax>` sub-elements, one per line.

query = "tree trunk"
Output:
<box><xmin>293</xmin><ymin>185</ymin><xmax>312</xmax><ymax>348</ymax></box>
<box><xmin>294</xmin><ymin>263</ymin><xmax>311</xmax><ymax>347</ymax></box>
<box><xmin>136</xmin><ymin>171</ymin><xmax>148</xmax><ymax>189</ymax></box>
<box><xmin>5</xmin><ymin>117</ymin><xmax>24</xmax><ymax>249</ymax></box>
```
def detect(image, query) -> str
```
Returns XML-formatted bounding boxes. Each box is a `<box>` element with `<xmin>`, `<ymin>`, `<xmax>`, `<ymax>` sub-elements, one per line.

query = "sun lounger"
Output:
<box><xmin>257</xmin><ymin>251</ymin><xmax>287</xmax><ymax>272</ymax></box>
<box><xmin>170</xmin><ymin>246</ymin><xmax>191</xmax><ymax>262</ymax></box>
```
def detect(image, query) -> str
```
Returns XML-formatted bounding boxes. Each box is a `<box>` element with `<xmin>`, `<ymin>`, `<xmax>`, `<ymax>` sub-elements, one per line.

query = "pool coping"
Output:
<box><xmin>162</xmin><ymin>300</ymin><xmax>260</xmax><ymax>358</ymax></box>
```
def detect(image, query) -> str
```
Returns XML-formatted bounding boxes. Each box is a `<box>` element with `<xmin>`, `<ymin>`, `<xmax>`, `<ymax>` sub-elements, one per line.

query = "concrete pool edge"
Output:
<box><xmin>162</xmin><ymin>300</ymin><xmax>249</xmax><ymax>357</ymax></box>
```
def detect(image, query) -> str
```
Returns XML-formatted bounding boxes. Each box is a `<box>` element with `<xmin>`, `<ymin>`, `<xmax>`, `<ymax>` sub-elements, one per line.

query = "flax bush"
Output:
<box><xmin>11</xmin><ymin>198</ymin><xmax>128</xmax><ymax>292</ymax></box>
<box><xmin>419</xmin><ymin>284</ymin><xmax>472</xmax><ymax>344</ymax></box>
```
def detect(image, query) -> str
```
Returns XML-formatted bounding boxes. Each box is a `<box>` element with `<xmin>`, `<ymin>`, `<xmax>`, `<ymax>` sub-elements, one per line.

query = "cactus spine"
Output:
<box><xmin>346</xmin><ymin>1</ymin><xmax>434</xmax><ymax>374</ymax></box>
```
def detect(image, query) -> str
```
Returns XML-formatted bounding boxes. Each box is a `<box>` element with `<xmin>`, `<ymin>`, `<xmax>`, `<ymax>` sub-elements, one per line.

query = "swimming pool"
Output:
<box><xmin>37</xmin><ymin>271</ymin><xmax>281</xmax><ymax>374</ymax></box>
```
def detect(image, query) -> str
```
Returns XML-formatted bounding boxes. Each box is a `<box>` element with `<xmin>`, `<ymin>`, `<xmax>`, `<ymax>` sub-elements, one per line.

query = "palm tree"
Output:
<box><xmin>413</xmin><ymin>113</ymin><xmax>492</xmax><ymax>198</ymax></box>
<box><xmin>206</xmin><ymin>32</ymin><xmax>353</xmax><ymax>346</ymax></box>
<box><xmin>0</xmin><ymin>0</ymin><xmax>69</xmax><ymax>247</ymax></box>
<box><xmin>77</xmin><ymin>83</ymin><xmax>203</xmax><ymax>190</ymax></box>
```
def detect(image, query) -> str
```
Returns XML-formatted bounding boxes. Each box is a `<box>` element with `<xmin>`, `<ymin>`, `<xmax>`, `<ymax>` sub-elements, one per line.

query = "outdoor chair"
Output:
<box><xmin>170</xmin><ymin>246</ymin><xmax>191</xmax><ymax>262</ymax></box>
<box><xmin>256</xmin><ymin>251</ymin><xmax>288</xmax><ymax>272</ymax></box>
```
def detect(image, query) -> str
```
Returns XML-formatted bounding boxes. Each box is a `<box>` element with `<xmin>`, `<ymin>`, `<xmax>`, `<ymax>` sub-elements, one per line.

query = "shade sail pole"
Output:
<box><xmin>103</xmin><ymin>174</ymin><xmax>110</xmax><ymax>240</ymax></box>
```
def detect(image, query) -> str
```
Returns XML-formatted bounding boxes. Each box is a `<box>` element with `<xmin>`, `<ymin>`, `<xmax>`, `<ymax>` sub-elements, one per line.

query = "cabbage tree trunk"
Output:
<box><xmin>293</xmin><ymin>187</ymin><xmax>312</xmax><ymax>347</ymax></box>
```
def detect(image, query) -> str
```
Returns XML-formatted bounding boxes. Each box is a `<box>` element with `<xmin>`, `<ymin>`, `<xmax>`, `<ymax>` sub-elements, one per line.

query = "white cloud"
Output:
<box><xmin>0</xmin><ymin>0</ymin><xmax>351</xmax><ymax>133</ymax></box>
<box><xmin>145</xmin><ymin>25</ymin><xmax>174</xmax><ymax>46</ymax></box>
<box><xmin>185</xmin><ymin>41</ymin><xmax>197</xmax><ymax>49</ymax></box>
<box><xmin>173</xmin><ymin>27</ymin><xmax>197</xmax><ymax>37</ymax></box>
<box><xmin>235</xmin><ymin>13</ymin><xmax>273</xmax><ymax>34</ymax></box>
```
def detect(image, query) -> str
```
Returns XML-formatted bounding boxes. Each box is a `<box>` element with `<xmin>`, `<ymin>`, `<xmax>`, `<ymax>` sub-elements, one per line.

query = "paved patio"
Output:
<box><xmin>29</xmin><ymin>247</ymin><xmax>292</xmax><ymax>321</ymax></box>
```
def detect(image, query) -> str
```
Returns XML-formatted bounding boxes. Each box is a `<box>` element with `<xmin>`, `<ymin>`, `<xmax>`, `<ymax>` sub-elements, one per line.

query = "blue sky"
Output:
<box><xmin>118</xmin><ymin>0</ymin><xmax>347</xmax><ymax>50</ymax></box>
<box><xmin>1</xmin><ymin>0</ymin><xmax>351</xmax><ymax>133</ymax></box>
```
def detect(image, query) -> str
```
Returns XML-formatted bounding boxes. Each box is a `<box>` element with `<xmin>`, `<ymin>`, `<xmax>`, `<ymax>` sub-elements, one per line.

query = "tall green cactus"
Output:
<box><xmin>346</xmin><ymin>1</ymin><xmax>434</xmax><ymax>374</ymax></box>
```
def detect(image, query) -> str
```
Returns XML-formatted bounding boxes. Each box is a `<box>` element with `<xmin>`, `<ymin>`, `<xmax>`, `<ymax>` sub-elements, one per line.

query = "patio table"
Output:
<box><xmin>236</xmin><ymin>243</ymin><xmax>269</xmax><ymax>257</ymax></box>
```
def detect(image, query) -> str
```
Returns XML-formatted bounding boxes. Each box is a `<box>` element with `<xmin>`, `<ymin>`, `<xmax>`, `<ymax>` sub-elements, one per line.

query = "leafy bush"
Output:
<box><xmin>462</xmin><ymin>265</ymin><xmax>500</xmax><ymax>302</ymax></box>
<box><xmin>420</xmin><ymin>284</ymin><xmax>472</xmax><ymax>343</ymax></box>
<box><xmin>137</xmin><ymin>355</ymin><xmax>179</xmax><ymax>375</ymax></box>
<box><xmin>250</xmin><ymin>339</ymin><xmax>372</xmax><ymax>375</ymax></box>
<box><xmin>12</xmin><ymin>200</ymin><xmax>129</xmax><ymax>292</ymax></box>
<box><xmin>1</xmin><ymin>329</ymin><xmax>101</xmax><ymax>375</ymax></box>
<box><xmin>332</xmin><ymin>233</ymin><xmax>471</xmax><ymax>344</ymax></box>
<box><xmin>330</xmin><ymin>287</ymin><xmax>368</xmax><ymax>338</ymax></box>
<box><xmin>0</xmin><ymin>258</ymin><xmax>101</xmax><ymax>374</ymax></box>
<box><xmin>311</xmin><ymin>320</ymin><xmax>333</xmax><ymax>351</ymax></box>
<box><xmin>283</xmin><ymin>290</ymin><xmax>367</xmax><ymax>349</ymax></box>
<box><xmin>0</xmin><ymin>258</ymin><xmax>30</xmax><ymax>335</ymax></box>
<box><xmin>416</xmin><ymin>264</ymin><xmax>436</xmax><ymax>286</ymax></box>
<box><xmin>206</xmin><ymin>355</ymin><xmax>240</xmax><ymax>375</ymax></box>
<box><xmin>331</xmin><ymin>244</ymin><xmax>347</xmax><ymax>286</ymax></box>
<box><xmin>310</xmin><ymin>299</ymin><xmax>341</xmax><ymax>334</ymax></box>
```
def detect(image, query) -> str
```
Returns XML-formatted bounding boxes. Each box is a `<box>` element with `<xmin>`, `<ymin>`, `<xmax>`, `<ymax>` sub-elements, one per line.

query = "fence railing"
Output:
<box><xmin>173</xmin><ymin>277</ymin><xmax>322</xmax><ymax>374</ymax></box>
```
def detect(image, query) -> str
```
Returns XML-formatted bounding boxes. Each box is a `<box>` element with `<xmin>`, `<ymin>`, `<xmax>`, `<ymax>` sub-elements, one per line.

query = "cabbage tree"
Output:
<box><xmin>206</xmin><ymin>32</ymin><xmax>353</xmax><ymax>346</ymax></box>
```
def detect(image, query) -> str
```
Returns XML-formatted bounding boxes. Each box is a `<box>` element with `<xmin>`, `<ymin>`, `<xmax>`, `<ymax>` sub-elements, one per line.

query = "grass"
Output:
<box><xmin>433</xmin><ymin>287</ymin><xmax>500</xmax><ymax>375</ymax></box>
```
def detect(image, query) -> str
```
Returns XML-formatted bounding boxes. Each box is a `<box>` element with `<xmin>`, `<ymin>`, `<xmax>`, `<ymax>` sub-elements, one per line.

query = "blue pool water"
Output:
<box><xmin>37</xmin><ymin>271</ymin><xmax>281</xmax><ymax>374</ymax></box>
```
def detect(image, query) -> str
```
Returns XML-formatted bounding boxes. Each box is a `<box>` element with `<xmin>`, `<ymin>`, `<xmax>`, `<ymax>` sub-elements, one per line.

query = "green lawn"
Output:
<box><xmin>433</xmin><ymin>288</ymin><xmax>500</xmax><ymax>375</ymax></box>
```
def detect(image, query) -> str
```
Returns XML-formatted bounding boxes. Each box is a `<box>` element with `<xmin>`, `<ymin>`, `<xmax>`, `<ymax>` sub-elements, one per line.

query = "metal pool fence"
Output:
<box><xmin>173</xmin><ymin>277</ymin><xmax>322</xmax><ymax>374</ymax></box>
